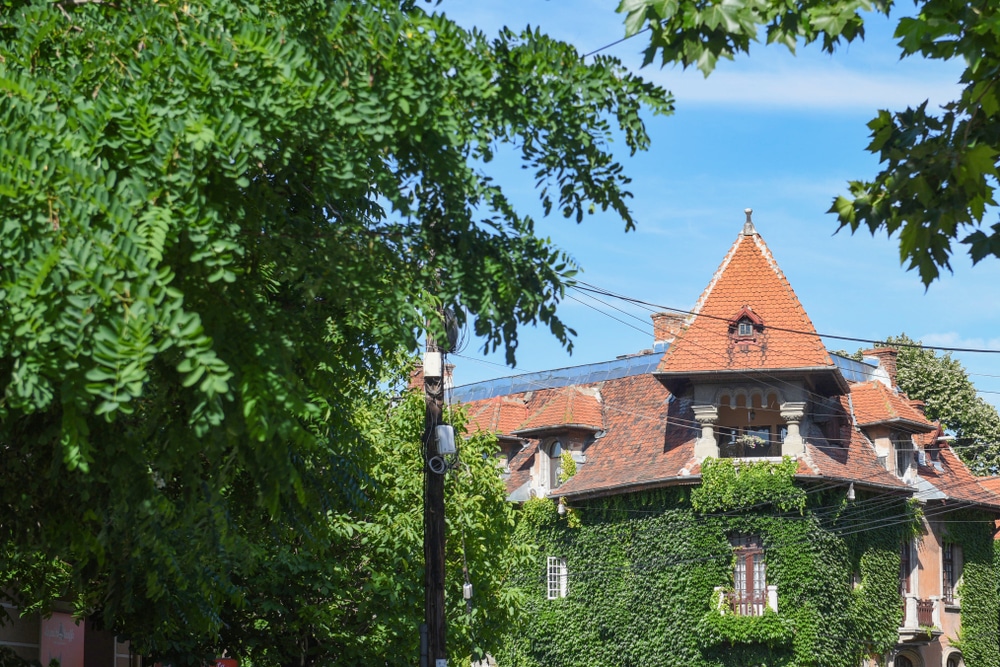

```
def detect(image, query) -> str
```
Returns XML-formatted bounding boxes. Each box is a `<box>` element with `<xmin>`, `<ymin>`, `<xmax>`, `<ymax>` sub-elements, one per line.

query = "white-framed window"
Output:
<box><xmin>893</xmin><ymin>432</ymin><xmax>914</xmax><ymax>478</ymax></box>
<box><xmin>729</xmin><ymin>534</ymin><xmax>767</xmax><ymax>616</ymax></box>
<box><xmin>737</xmin><ymin>320</ymin><xmax>753</xmax><ymax>337</ymax></box>
<box><xmin>547</xmin><ymin>556</ymin><xmax>568</xmax><ymax>599</ymax></box>
<box><xmin>943</xmin><ymin>542</ymin><xmax>961</xmax><ymax>604</ymax></box>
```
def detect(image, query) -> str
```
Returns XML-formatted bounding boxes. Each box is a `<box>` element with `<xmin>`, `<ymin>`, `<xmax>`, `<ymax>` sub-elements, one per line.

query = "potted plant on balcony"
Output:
<box><xmin>734</xmin><ymin>434</ymin><xmax>767</xmax><ymax>452</ymax></box>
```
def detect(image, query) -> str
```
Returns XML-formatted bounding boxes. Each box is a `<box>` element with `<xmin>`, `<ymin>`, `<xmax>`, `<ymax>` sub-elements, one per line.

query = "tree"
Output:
<box><xmin>618</xmin><ymin>0</ymin><xmax>1000</xmax><ymax>284</ymax></box>
<box><xmin>216</xmin><ymin>389</ymin><xmax>531</xmax><ymax>667</ymax></box>
<box><xmin>0</xmin><ymin>0</ymin><xmax>668</xmax><ymax>657</ymax></box>
<box><xmin>881</xmin><ymin>334</ymin><xmax>1000</xmax><ymax>475</ymax></box>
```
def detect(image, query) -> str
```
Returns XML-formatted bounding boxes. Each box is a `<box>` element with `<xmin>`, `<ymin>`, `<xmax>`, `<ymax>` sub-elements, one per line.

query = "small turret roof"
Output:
<box><xmin>657</xmin><ymin>213</ymin><xmax>843</xmax><ymax>393</ymax></box>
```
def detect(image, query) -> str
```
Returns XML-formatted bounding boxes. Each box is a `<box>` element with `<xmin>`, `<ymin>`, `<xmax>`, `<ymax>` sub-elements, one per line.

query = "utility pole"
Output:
<box><xmin>422</xmin><ymin>333</ymin><xmax>447</xmax><ymax>667</ymax></box>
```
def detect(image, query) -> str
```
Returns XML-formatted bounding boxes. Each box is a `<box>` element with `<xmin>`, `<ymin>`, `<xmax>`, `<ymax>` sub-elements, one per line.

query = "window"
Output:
<box><xmin>547</xmin><ymin>556</ymin><xmax>567</xmax><ymax>599</ymax></box>
<box><xmin>894</xmin><ymin>433</ymin><xmax>914</xmax><ymax>477</ymax></box>
<box><xmin>730</xmin><ymin>534</ymin><xmax>766</xmax><ymax>615</ymax></box>
<box><xmin>895</xmin><ymin>656</ymin><xmax>914</xmax><ymax>667</ymax></box>
<box><xmin>548</xmin><ymin>441</ymin><xmax>563</xmax><ymax>490</ymax></box>
<box><xmin>737</xmin><ymin>320</ymin><xmax>753</xmax><ymax>337</ymax></box>
<box><xmin>943</xmin><ymin>542</ymin><xmax>959</xmax><ymax>604</ymax></box>
<box><xmin>946</xmin><ymin>653</ymin><xmax>963</xmax><ymax>667</ymax></box>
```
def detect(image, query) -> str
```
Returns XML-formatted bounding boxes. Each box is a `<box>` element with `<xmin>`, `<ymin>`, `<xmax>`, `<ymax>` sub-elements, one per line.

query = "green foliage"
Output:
<box><xmin>502</xmin><ymin>486</ymin><xmax>921</xmax><ymax>667</ymax></box>
<box><xmin>696</xmin><ymin>607</ymin><xmax>795</xmax><ymax>649</ymax></box>
<box><xmin>622</xmin><ymin>0</ymin><xmax>1000</xmax><ymax>284</ymax></box>
<box><xmin>692</xmin><ymin>457</ymin><xmax>806</xmax><ymax>513</ymax></box>
<box><xmin>0</xmin><ymin>0</ymin><xmax>669</xmax><ymax>654</ymax></box>
<box><xmin>945</xmin><ymin>511</ymin><xmax>1000</xmax><ymax>667</ymax></box>
<box><xmin>218</xmin><ymin>390</ymin><xmax>533</xmax><ymax>666</ymax></box>
<box><xmin>558</xmin><ymin>451</ymin><xmax>577</xmax><ymax>483</ymax></box>
<box><xmin>879</xmin><ymin>334</ymin><xmax>1000</xmax><ymax>474</ymax></box>
<box><xmin>618</xmin><ymin>0</ymin><xmax>874</xmax><ymax>76</ymax></box>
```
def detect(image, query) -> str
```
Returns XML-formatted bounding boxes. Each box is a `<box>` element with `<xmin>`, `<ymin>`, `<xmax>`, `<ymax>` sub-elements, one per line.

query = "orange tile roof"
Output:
<box><xmin>849</xmin><ymin>381</ymin><xmax>935</xmax><ymax>432</ymax></box>
<box><xmin>505</xmin><ymin>441</ymin><xmax>537</xmax><ymax>497</ymax></box>
<box><xmin>657</xmin><ymin>228</ymin><xmax>834</xmax><ymax>375</ymax></box>
<box><xmin>464</xmin><ymin>395</ymin><xmax>528</xmax><ymax>436</ymax></box>
<box><xmin>918</xmin><ymin>443</ymin><xmax>1000</xmax><ymax>509</ymax></box>
<box><xmin>802</xmin><ymin>396</ymin><xmax>909</xmax><ymax>490</ymax></box>
<box><xmin>462</xmin><ymin>371</ymin><xmax>999</xmax><ymax>504</ymax></box>
<box><xmin>554</xmin><ymin>374</ymin><xmax>698</xmax><ymax>497</ymax></box>
<box><xmin>514</xmin><ymin>386</ymin><xmax>603</xmax><ymax>434</ymax></box>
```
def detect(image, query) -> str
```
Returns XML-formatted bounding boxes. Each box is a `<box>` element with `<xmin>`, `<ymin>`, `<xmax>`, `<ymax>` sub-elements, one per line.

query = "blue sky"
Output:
<box><xmin>439</xmin><ymin>1</ymin><xmax>1000</xmax><ymax>408</ymax></box>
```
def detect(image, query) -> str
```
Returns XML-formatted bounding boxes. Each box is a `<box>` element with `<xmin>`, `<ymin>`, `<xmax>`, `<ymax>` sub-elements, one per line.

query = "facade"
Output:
<box><xmin>458</xmin><ymin>215</ymin><xmax>1000</xmax><ymax>667</ymax></box>
<box><xmin>0</xmin><ymin>606</ymin><xmax>139</xmax><ymax>667</ymax></box>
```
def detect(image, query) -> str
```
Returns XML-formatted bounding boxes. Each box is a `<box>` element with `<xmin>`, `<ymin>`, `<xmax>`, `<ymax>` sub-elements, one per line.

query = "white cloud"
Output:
<box><xmin>918</xmin><ymin>332</ymin><xmax>1000</xmax><ymax>352</ymax></box>
<box><xmin>642</xmin><ymin>63</ymin><xmax>963</xmax><ymax>111</ymax></box>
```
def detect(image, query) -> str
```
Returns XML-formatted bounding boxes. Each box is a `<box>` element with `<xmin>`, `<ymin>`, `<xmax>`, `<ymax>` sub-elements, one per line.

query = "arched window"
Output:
<box><xmin>947</xmin><ymin>654</ymin><xmax>963</xmax><ymax>667</ymax></box>
<box><xmin>548</xmin><ymin>440</ymin><xmax>563</xmax><ymax>490</ymax></box>
<box><xmin>894</xmin><ymin>655</ymin><xmax>915</xmax><ymax>667</ymax></box>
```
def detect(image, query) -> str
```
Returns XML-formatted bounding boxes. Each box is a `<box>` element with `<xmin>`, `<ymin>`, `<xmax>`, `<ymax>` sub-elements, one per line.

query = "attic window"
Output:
<box><xmin>728</xmin><ymin>306</ymin><xmax>763</xmax><ymax>339</ymax></box>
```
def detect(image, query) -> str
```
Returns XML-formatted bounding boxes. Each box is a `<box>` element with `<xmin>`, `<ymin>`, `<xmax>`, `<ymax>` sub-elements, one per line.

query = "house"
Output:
<box><xmin>456</xmin><ymin>213</ymin><xmax>1000</xmax><ymax>667</ymax></box>
<box><xmin>0</xmin><ymin>607</ymin><xmax>139</xmax><ymax>667</ymax></box>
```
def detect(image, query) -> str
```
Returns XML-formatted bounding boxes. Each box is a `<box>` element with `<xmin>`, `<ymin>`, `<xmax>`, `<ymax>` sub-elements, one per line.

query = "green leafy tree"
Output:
<box><xmin>217</xmin><ymin>389</ymin><xmax>531</xmax><ymax>667</ymax></box>
<box><xmin>618</xmin><ymin>0</ymin><xmax>1000</xmax><ymax>284</ymax></box>
<box><xmin>0</xmin><ymin>0</ymin><xmax>668</xmax><ymax>657</ymax></box>
<box><xmin>882</xmin><ymin>334</ymin><xmax>1000</xmax><ymax>474</ymax></box>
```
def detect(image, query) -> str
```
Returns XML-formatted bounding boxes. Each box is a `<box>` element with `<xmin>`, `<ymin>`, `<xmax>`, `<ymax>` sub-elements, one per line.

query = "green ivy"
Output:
<box><xmin>944</xmin><ymin>510</ymin><xmax>1000</xmax><ymax>667</ymax></box>
<box><xmin>692</xmin><ymin>457</ymin><xmax>805</xmax><ymax>513</ymax></box>
<box><xmin>501</xmin><ymin>461</ymin><xmax>943</xmax><ymax>667</ymax></box>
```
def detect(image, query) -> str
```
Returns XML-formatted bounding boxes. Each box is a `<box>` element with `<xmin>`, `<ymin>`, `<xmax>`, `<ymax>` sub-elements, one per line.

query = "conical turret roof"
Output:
<box><xmin>656</xmin><ymin>210</ymin><xmax>846</xmax><ymax>395</ymax></box>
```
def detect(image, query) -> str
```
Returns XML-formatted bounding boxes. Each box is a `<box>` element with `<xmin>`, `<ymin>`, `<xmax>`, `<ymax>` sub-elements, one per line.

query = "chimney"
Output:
<box><xmin>408</xmin><ymin>363</ymin><xmax>424</xmax><ymax>391</ymax></box>
<box><xmin>862</xmin><ymin>347</ymin><xmax>899</xmax><ymax>387</ymax></box>
<box><xmin>651</xmin><ymin>312</ymin><xmax>686</xmax><ymax>351</ymax></box>
<box><xmin>408</xmin><ymin>362</ymin><xmax>455</xmax><ymax>391</ymax></box>
<box><xmin>909</xmin><ymin>399</ymin><xmax>925</xmax><ymax>415</ymax></box>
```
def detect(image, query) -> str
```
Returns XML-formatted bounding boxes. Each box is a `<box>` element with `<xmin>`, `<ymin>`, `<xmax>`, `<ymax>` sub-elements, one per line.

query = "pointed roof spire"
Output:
<box><xmin>742</xmin><ymin>208</ymin><xmax>756</xmax><ymax>236</ymax></box>
<box><xmin>656</xmin><ymin>212</ymin><xmax>846</xmax><ymax>395</ymax></box>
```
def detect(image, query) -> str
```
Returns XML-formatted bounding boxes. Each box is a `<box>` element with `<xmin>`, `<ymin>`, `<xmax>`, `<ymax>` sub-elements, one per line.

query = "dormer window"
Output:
<box><xmin>728</xmin><ymin>306</ymin><xmax>764</xmax><ymax>340</ymax></box>
<box><xmin>893</xmin><ymin>432</ymin><xmax>914</xmax><ymax>478</ymax></box>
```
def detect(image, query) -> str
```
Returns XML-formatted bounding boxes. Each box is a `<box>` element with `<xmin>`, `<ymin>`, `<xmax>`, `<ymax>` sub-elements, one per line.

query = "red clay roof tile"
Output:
<box><xmin>514</xmin><ymin>386</ymin><xmax>603</xmax><ymax>434</ymax></box>
<box><xmin>657</xmin><ymin>229</ymin><xmax>834</xmax><ymax>376</ymax></box>
<box><xmin>849</xmin><ymin>381</ymin><xmax>935</xmax><ymax>432</ymax></box>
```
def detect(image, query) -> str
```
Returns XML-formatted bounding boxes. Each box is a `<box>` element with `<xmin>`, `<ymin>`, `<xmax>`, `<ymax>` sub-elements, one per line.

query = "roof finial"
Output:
<box><xmin>742</xmin><ymin>208</ymin><xmax>756</xmax><ymax>236</ymax></box>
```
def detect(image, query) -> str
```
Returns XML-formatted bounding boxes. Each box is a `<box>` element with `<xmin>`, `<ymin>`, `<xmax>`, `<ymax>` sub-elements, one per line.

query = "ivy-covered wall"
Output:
<box><xmin>499</xmin><ymin>459</ymin><xmax>956</xmax><ymax>667</ymax></box>
<box><xmin>945</xmin><ymin>511</ymin><xmax>1000</xmax><ymax>667</ymax></box>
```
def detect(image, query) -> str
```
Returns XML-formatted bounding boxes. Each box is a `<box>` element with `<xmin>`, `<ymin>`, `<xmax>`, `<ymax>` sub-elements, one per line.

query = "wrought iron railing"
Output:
<box><xmin>916</xmin><ymin>599</ymin><xmax>934</xmax><ymax>627</ymax></box>
<box><xmin>723</xmin><ymin>590</ymin><xmax>767</xmax><ymax>617</ymax></box>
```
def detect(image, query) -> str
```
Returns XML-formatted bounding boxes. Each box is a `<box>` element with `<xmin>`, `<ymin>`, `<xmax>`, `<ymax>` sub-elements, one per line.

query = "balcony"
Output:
<box><xmin>713</xmin><ymin>586</ymin><xmax>778</xmax><ymax>616</ymax></box>
<box><xmin>898</xmin><ymin>595</ymin><xmax>943</xmax><ymax>643</ymax></box>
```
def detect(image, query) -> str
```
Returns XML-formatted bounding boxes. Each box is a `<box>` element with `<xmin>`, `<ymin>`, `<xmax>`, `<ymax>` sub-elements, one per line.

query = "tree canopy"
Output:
<box><xmin>883</xmin><ymin>334</ymin><xmax>1000</xmax><ymax>475</ymax></box>
<box><xmin>618</xmin><ymin>0</ymin><xmax>1000</xmax><ymax>285</ymax></box>
<box><xmin>0</xmin><ymin>0</ymin><xmax>668</xmax><ymax>658</ymax></box>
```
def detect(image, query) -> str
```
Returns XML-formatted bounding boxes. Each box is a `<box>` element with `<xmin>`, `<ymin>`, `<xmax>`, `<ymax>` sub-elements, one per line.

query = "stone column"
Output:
<box><xmin>780</xmin><ymin>402</ymin><xmax>807</xmax><ymax>457</ymax></box>
<box><xmin>903</xmin><ymin>594</ymin><xmax>918</xmax><ymax>629</ymax></box>
<box><xmin>693</xmin><ymin>404</ymin><xmax>719</xmax><ymax>459</ymax></box>
<box><xmin>766</xmin><ymin>585</ymin><xmax>778</xmax><ymax>613</ymax></box>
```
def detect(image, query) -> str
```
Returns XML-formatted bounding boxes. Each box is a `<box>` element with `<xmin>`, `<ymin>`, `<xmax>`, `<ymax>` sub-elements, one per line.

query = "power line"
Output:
<box><xmin>581</xmin><ymin>26</ymin><xmax>652</xmax><ymax>59</ymax></box>
<box><xmin>572</xmin><ymin>281</ymin><xmax>1000</xmax><ymax>355</ymax></box>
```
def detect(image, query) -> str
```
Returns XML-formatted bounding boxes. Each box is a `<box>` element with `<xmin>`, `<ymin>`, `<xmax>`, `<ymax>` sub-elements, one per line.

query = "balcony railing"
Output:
<box><xmin>899</xmin><ymin>595</ymin><xmax>942</xmax><ymax>641</ymax></box>
<box><xmin>723</xmin><ymin>590</ymin><xmax>767</xmax><ymax>616</ymax></box>
<box><xmin>916</xmin><ymin>599</ymin><xmax>934</xmax><ymax>627</ymax></box>
<box><xmin>713</xmin><ymin>586</ymin><xmax>778</xmax><ymax>616</ymax></box>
